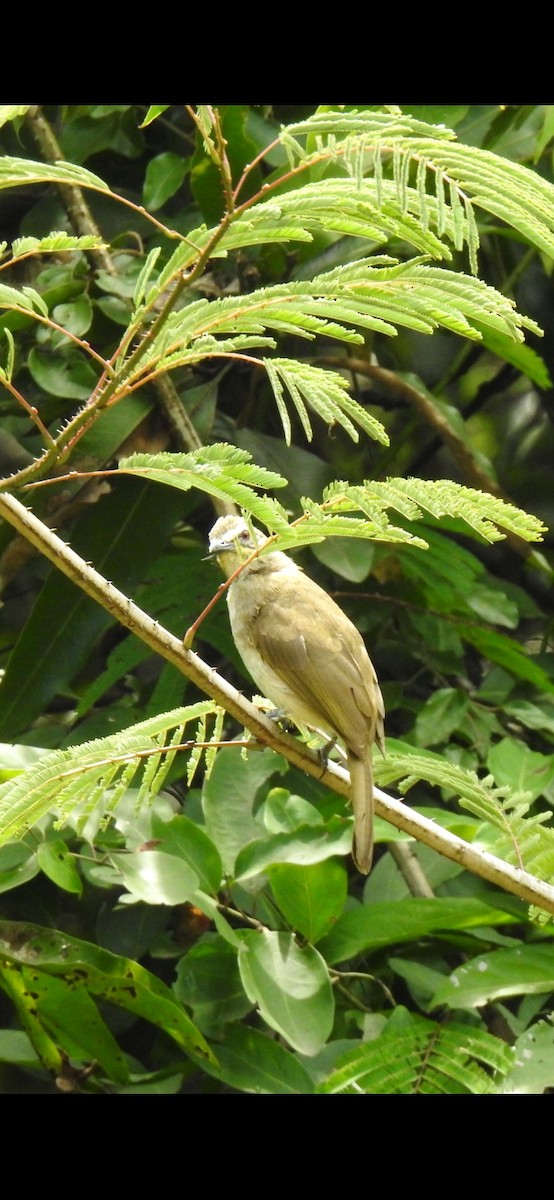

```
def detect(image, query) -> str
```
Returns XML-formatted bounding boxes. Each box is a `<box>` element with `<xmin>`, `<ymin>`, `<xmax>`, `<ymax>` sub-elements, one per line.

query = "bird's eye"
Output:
<box><xmin>239</xmin><ymin>529</ymin><xmax>250</xmax><ymax>541</ymax></box>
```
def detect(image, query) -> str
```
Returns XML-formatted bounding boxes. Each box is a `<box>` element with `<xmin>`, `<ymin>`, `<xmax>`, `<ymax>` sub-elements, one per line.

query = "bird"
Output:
<box><xmin>208</xmin><ymin>514</ymin><xmax>385</xmax><ymax>873</ymax></box>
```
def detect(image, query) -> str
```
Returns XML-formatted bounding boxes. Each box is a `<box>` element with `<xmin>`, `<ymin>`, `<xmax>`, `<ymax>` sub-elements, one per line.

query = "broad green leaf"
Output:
<box><xmin>190</xmin><ymin>888</ymin><xmax>242</xmax><ymax>949</ymax></box>
<box><xmin>202</xmin><ymin>747</ymin><xmax>287</xmax><ymax>874</ymax></box>
<box><xmin>0</xmin><ymin>920</ymin><xmax>215</xmax><ymax>1065</ymax></box>
<box><xmin>143</xmin><ymin>152</ymin><xmax>188</xmax><ymax>211</ymax></box>
<box><xmin>51</xmin><ymin>294</ymin><xmax>93</xmax><ymax>337</ymax></box>
<box><xmin>432</xmin><ymin>944</ymin><xmax>554</xmax><ymax>1009</ymax></box>
<box><xmin>487</xmin><ymin>737</ymin><xmax>554</xmax><ymax>801</ymax></box>
<box><xmin>27</xmin><ymin>346</ymin><xmax>98</xmax><ymax>399</ymax></box>
<box><xmin>414</xmin><ymin>688</ymin><xmax>470</xmax><ymax>747</ymax></box>
<box><xmin>312</xmin><ymin>535</ymin><xmax>375</xmax><ymax>582</ymax></box>
<box><xmin>465</xmin><ymin>584</ymin><xmax>519</xmax><ymax>628</ymax></box>
<box><xmin>17</xmin><ymin>966</ymin><xmax>128</xmax><ymax>1084</ymax></box>
<box><xmin>503</xmin><ymin>1021</ymin><xmax>554</xmax><ymax>1094</ymax></box>
<box><xmin>96</xmin><ymin>901</ymin><xmax>170</xmax><ymax>960</ymax></box>
<box><xmin>0</xmin><ymin>742</ymin><xmax>48</xmax><ymax>779</ymax></box>
<box><xmin>263</xmin><ymin>789</ymin><xmax>326</xmax><ymax>833</ymax></box>
<box><xmin>238</xmin><ymin>929</ymin><xmax>334</xmax><ymax>1055</ymax></box>
<box><xmin>116</xmin><ymin>1072</ymin><xmax>185</xmax><ymax>1094</ymax></box>
<box><xmin>459</xmin><ymin>623</ymin><xmax>554</xmax><ymax>692</ymax></box>
<box><xmin>206</xmin><ymin>1023</ymin><xmax>315</xmax><ymax>1094</ymax></box>
<box><xmin>505</xmin><ymin>698</ymin><xmax>554</xmax><ymax>739</ymax></box>
<box><xmin>269</xmin><ymin>860</ymin><xmax>348</xmax><ymax>942</ymax></box>
<box><xmin>151</xmin><ymin>813</ymin><xmax>222</xmax><ymax>895</ymax></box>
<box><xmin>36</xmin><ymin>839</ymin><xmax>82</xmax><ymax>895</ymax></box>
<box><xmin>0</xmin><ymin>1029</ymin><xmax>39</xmax><ymax>1065</ymax></box>
<box><xmin>319</xmin><ymin>898</ymin><xmax>519</xmax><ymax>965</ymax></box>
<box><xmin>111</xmin><ymin>850</ymin><xmax>200</xmax><ymax>906</ymax></box>
<box><xmin>234</xmin><ymin>820</ymin><xmax>352</xmax><ymax>882</ymax></box>
<box><xmin>0</xmin><ymin>850</ymin><xmax>39</xmax><ymax>894</ymax></box>
<box><xmin>534</xmin><ymin>105</ymin><xmax>554</xmax><ymax>160</ymax></box>
<box><xmin>174</xmin><ymin>934</ymin><xmax>252</xmax><ymax>1036</ymax></box>
<box><xmin>0</xmin><ymin>962</ymin><xmax>67</xmax><ymax>1077</ymax></box>
<box><xmin>96</xmin><ymin>295</ymin><xmax>132</xmax><ymax>325</ymax></box>
<box><xmin>389</xmin><ymin>956</ymin><xmax>451</xmax><ymax>1009</ymax></box>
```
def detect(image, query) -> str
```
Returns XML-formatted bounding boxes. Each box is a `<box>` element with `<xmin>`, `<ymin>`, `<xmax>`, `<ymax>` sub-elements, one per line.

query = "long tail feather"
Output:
<box><xmin>347</xmin><ymin>750</ymin><xmax>374</xmax><ymax>874</ymax></box>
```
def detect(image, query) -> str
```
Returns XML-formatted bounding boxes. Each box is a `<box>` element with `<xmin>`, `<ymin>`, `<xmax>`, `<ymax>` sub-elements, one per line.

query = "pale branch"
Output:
<box><xmin>25</xmin><ymin>107</ymin><xmax>115</xmax><ymax>276</ymax></box>
<box><xmin>388</xmin><ymin>841</ymin><xmax>435</xmax><ymax>898</ymax></box>
<box><xmin>1</xmin><ymin>490</ymin><xmax>554</xmax><ymax>914</ymax></box>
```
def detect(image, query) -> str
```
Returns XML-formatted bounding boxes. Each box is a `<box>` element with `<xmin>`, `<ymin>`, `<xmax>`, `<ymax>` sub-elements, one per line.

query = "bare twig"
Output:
<box><xmin>389</xmin><ymin>841</ymin><xmax>435</xmax><ymax>898</ymax></box>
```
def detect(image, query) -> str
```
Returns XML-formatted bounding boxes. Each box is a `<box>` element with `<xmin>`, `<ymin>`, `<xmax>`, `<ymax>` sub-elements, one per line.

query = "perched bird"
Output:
<box><xmin>208</xmin><ymin>514</ymin><xmax>385</xmax><ymax>873</ymax></box>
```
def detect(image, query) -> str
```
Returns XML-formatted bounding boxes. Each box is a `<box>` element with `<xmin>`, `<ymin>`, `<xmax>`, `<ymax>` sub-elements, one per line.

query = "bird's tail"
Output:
<box><xmin>347</xmin><ymin>750</ymin><xmax>374</xmax><ymax>874</ymax></box>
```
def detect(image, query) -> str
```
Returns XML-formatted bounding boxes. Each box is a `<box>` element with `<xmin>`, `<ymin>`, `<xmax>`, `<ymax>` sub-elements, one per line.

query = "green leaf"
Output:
<box><xmin>0</xmin><ymin>848</ymin><xmax>39</xmax><ymax>894</ymax></box>
<box><xmin>238</xmin><ymin>929</ymin><xmax>334</xmax><ymax>1055</ymax></box>
<box><xmin>151</xmin><ymin>813</ymin><xmax>222</xmax><ymax>895</ymax></box>
<box><xmin>414</xmin><ymin>688</ymin><xmax>470</xmax><ymax>747</ymax></box>
<box><xmin>36</xmin><ymin>839</ymin><xmax>82</xmax><ymax>895</ymax></box>
<box><xmin>319</xmin><ymin>898</ymin><xmax>519</xmax><ymax>965</ymax></box>
<box><xmin>143</xmin><ymin>152</ymin><xmax>188</xmax><ymax>211</ymax></box>
<box><xmin>111</xmin><ymin>850</ymin><xmax>200</xmax><ymax>905</ymax></box>
<box><xmin>202</xmin><ymin>747</ymin><xmax>287</xmax><ymax>875</ymax></box>
<box><xmin>269</xmin><ymin>860</ymin><xmax>348</xmax><ymax>942</ymax></box>
<box><xmin>0</xmin><ymin>1029</ymin><xmax>39</xmax><ymax>1066</ymax></box>
<box><xmin>234</xmin><ymin>820</ymin><xmax>352</xmax><ymax>882</ymax></box>
<box><xmin>459</xmin><ymin>624</ymin><xmax>554</xmax><ymax>692</ymax></box>
<box><xmin>117</xmin><ymin>445</ymin><xmax>288</xmax><ymax>527</ymax></box>
<box><xmin>174</xmin><ymin>934</ymin><xmax>252</xmax><ymax>1036</ymax></box>
<box><xmin>311</xmin><ymin>535</ymin><xmax>375</xmax><ymax>582</ymax></box>
<box><xmin>0</xmin><ymin>283</ymin><xmax>40</xmax><ymax>313</ymax></box>
<box><xmin>206</xmin><ymin>1023</ymin><xmax>315</xmax><ymax>1094</ymax></box>
<box><xmin>0</xmin><ymin>106</ymin><xmax>32</xmax><ymax>129</ymax></box>
<box><xmin>0</xmin><ymin>920</ymin><xmax>215</xmax><ymax>1065</ymax></box>
<box><xmin>0</xmin><ymin>156</ymin><xmax>110</xmax><ymax>192</ymax></box>
<box><xmin>432</xmin><ymin>943</ymin><xmax>554</xmax><ymax>1009</ymax></box>
<box><xmin>503</xmin><ymin>1021</ymin><xmax>554</xmax><ymax>1094</ymax></box>
<box><xmin>318</xmin><ymin>1007</ymin><xmax>513</xmax><ymax>1094</ymax></box>
<box><xmin>13</xmin><ymin>967</ymin><xmax>128</xmax><ymax>1084</ymax></box>
<box><xmin>487</xmin><ymin>737</ymin><xmax>554</xmax><ymax>801</ymax></box>
<box><xmin>140</xmin><ymin>105</ymin><xmax>171</xmax><ymax>128</ymax></box>
<box><xmin>480</xmin><ymin>327</ymin><xmax>552</xmax><ymax>388</ymax></box>
<box><xmin>12</xmin><ymin>233</ymin><xmax>103</xmax><ymax>259</ymax></box>
<box><xmin>0</xmin><ymin>705</ymin><xmax>215</xmax><ymax>847</ymax></box>
<box><xmin>51</xmin><ymin>294</ymin><xmax>93</xmax><ymax>337</ymax></box>
<box><xmin>504</xmin><ymin>698</ymin><xmax>554</xmax><ymax>739</ymax></box>
<box><xmin>534</xmin><ymin>105</ymin><xmax>554</xmax><ymax>159</ymax></box>
<box><xmin>27</xmin><ymin>346</ymin><xmax>98</xmax><ymax>400</ymax></box>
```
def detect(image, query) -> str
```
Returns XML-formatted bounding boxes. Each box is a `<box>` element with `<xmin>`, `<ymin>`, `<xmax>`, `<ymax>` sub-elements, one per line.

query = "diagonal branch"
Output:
<box><xmin>0</xmin><ymin>489</ymin><xmax>553</xmax><ymax>914</ymax></box>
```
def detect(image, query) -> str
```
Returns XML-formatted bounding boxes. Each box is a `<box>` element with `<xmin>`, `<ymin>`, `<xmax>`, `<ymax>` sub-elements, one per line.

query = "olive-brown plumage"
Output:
<box><xmin>208</xmin><ymin>515</ymin><xmax>385</xmax><ymax>873</ymax></box>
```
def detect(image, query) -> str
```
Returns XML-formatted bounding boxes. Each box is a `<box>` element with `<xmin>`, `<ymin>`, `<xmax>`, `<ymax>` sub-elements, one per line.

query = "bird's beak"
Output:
<box><xmin>205</xmin><ymin>534</ymin><xmax>235</xmax><ymax>561</ymax></box>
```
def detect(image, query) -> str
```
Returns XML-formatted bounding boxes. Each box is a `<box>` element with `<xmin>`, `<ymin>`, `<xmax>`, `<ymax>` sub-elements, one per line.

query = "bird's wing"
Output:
<box><xmin>252</xmin><ymin>575</ymin><xmax>381</xmax><ymax>752</ymax></box>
